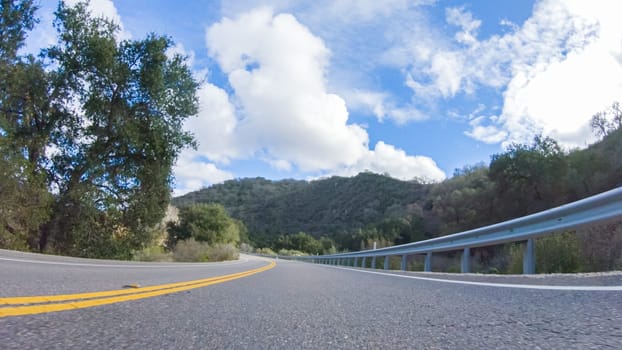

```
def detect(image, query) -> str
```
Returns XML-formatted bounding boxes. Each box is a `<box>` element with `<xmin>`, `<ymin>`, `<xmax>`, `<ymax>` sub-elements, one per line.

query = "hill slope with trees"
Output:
<box><xmin>174</xmin><ymin>125</ymin><xmax>622</xmax><ymax>262</ymax></box>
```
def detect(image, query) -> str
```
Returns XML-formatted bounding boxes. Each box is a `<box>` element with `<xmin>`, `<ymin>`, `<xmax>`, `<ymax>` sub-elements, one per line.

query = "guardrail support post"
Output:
<box><xmin>361</xmin><ymin>257</ymin><xmax>367</xmax><ymax>268</ymax></box>
<box><xmin>401</xmin><ymin>254</ymin><xmax>407</xmax><ymax>271</ymax></box>
<box><xmin>523</xmin><ymin>238</ymin><xmax>535</xmax><ymax>274</ymax></box>
<box><xmin>424</xmin><ymin>252</ymin><xmax>432</xmax><ymax>272</ymax></box>
<box><xmin>371</xmin><ymin>256</ymin><xmax>377</xmax><ymax>269</ymax></box>
<box><xmin>461</xmin><ymin>247</ymin><xmax>471</xmax><ymax>273</ymax></box>
<box><xmin>384</xmin><ymin>256</ymin><xmax>389</xmax><ymax>270</ymax></box>
<box><xmin>353</xmin><ymin>257</ymin><xmax>359</xmax><ymax>267</ymax></box>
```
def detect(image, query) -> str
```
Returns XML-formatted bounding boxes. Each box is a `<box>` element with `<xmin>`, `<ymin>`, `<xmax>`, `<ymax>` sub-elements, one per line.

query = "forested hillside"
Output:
<box><xmin>174</xmin><ymin>173</ymin><xmax>428</xmax><ymax>245</ymax></box>
<box><xmin>174</xmin><ymin>127</ymin><xmax>622</xmax><ymax>258</ymax></box>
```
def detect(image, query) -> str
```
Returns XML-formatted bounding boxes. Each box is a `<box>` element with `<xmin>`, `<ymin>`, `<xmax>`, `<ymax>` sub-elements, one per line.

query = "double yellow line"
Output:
<box><xmin>0</xmin><ymin>260</ymin><xmax>276</xmax><ymax>318</ymax></box>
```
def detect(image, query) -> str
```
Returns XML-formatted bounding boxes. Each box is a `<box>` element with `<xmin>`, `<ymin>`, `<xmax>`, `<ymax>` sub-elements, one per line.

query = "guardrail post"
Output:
<box><xmin>461</xmin><ymin>247</ymin><xmax>471</xmax><ymax>273</ymax></box>
<box><xmin>523</xmin><ymin>238</ymin><xmax>535</xmax><ymax>274</ymax></box>
<box><xmin>354</xmin><ymin>257</ymin><xmax>359</xmax><ymax>267</ymax></box>
<box><xmin>424</xmin><ymin>252</ymin><xmax>432</xmax><ymax>272</ymax></box>
<box><xmin>371</xmin><ymin>256</ymin><xmax>377</xmax><ymax>269</ymax></box>
<box><xmin>361</xmin><ymin>257</ymin><xmax>367</xmax><ymax>268</ymax></box>
<box><xmin>384</xmin><ymin>256</ymin><xmax>389</xmax><ymax>270</ymax></box>
<box><xmin>401</xmin><ymin>254</ymin><xmax>407</xmax><ymax>271</ymax></box>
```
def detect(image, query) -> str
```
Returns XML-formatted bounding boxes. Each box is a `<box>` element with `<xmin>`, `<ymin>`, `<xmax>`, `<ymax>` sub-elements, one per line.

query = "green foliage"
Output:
<box><xmin>489</xmin><ymin>135</ymin><xmax>568</xmax><ymax>218</ymax></box>
<box><xmin>578</xmin><ymin>222</ymin><xmax>622</xmax><ymax>272</ymax></box>
<box><xmin>172</xmin><ymin>238</ymin><xmax>209</xmax><ymax>262</ymax></box>
<box><xmin>536</xmin><ymin>232</ymin><xmax>582</xmax><ymax>273</ymax></box>
<box><xmin>591</xmin><ymin>102</ymin><xmax>622</xmax><ymax>138</ymax></box>
<box><xmin>0</xmin><ymin>0</ymin><xmax>51</xmax><ymax>250</ymax></box>
<box><xmin>277</xmin><ymin>249</ymin><xmax>306</xmax><ymax>256</ymax></box>
<box><xmin>173</xmin><ymin>128</ymin><xmax>622</xmax><ymax>273</ymax></box>
<box><xmin>0</xmin><ymin>0</ymin><xmax>38</xmax><ymax>60</ymax></box>
<box><xmin>275</xmin><ymin>232</ymin><xmax>323</xmax><ymax>255</ymax></box>
<box><xmin>132</xmin><ymin>245</ymin><xmax>172</xmax><ymax>262</ymax></box>
<box><xmin>167</xmin><ymin>204</ymin><xmax>242</xmax><ymax>247</ymax></box>
<box><xmin>0</xmin><ymin>1</ymin><xmax>198</xmax><ymax>257</ymax></box>
<box><xmin>255</xmin><ymin>247</ymin><xmax>276</xmax><ymax>256</ymax></box>
<box><xmin>173</xmin><ymin>173</ymin><xmax>430</xmax><ymax>251</ymax></box>
<box><xmin>507</xmin><ymin>233</ymin><xmax>582</xmax><ymax>274</ymax></box>
<box><xmin>431</xmin><ymin>164</ymin><xmax>494</xmax><ymax>235</ymax></box>
<box><xmin>206</xmin><ymin>243</ymin><xmax>239</xmax><ymax>262</ymax></box>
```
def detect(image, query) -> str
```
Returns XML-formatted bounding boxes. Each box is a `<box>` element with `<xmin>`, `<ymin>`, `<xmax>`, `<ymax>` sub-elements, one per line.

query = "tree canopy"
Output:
<box><xmin>0</xmin><ymin>1</ymin><xmax>198</xmax><ymax>258</ymax></box>
<box><xmin>167</xmin><ymin>203</ymin><xmax>243</xmax><ymax>247</ymax></box>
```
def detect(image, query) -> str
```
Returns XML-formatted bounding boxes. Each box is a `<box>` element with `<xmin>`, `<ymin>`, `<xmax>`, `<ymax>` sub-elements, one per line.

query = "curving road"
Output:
<box><xmin>1</xmin><ymin>249</ymin><xmax>621</xmax><ymax>349</ymax></box>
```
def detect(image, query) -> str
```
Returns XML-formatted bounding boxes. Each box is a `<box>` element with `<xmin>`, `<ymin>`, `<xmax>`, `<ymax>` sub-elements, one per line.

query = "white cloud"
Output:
<box><xmin>197</xmin><ymin>7</ymin><xmax>445</xmax><ymax>182</ymax></box>
<box><xmin>332</xmin><ymin>141</ymin><xmax>446</xmax><ymax>182</ymax></box>
<box><xmin>186</xmin><ymin>83</ymin><xmax>241</xmax><ymax>164</ymax></box>
<box><xmin>493</xmin><ymin>0</ymin><xmax>621</xmax><ymax>148</ymax></box>
<box><xmin>206</xmin><ymin>8</ymin><xmax>369</xmax><ymax>172</ymax></box>
<box><xmin>221</xmin><ymin>0</ymin><xmax>438</xmax><ymax>127</ymax></box>
<box><xmin>346</xmin><ymin>90</ymin><xmax>428</xmax><ymax>124</ymax></box>
<box><xmin>446</xmin><ymin>6</ymin><xmax>481</xmax><ymax>46</ymax></box>
<box><xmin>465</xmin><ymin>116</ymin><xmax>508</xmax><ymax>144</ymax></box>
<box><xmin>409</xmin><ymin>0</ymin><xmax>620</xmax><ymax>149</ymax></box>
<box><xmin>172</xmin><ymin>152</ymin><xmax>234</xmax><ymax>196</ymax></box>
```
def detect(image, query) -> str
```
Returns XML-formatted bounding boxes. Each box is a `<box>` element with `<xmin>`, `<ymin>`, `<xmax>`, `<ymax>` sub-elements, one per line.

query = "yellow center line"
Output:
<box><xmin>0</xmin><ymin>260</ymin><xmax>276</xmax><ymax>318</ymax></box>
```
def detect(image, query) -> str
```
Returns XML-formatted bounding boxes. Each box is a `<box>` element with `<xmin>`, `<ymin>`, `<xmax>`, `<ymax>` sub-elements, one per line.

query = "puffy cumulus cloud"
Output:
<box><xmin>332</xmin><ymin>142</ymin><xmax>446</xmax><ymax>182</ymax></box>
<box><xmin>172</xmin><ymin>152</ymin><xmax>234</xmax><ymax>196</ymax></box>
<box><xmin>433</xmin><ymin>0</ymin><xmax>620</xmax><ymax>148</ymax></box>
<box><xmin>221</xmin><ymin>0</ymin><xmax>437</xmax><ymax>127</ymax></box>
<box><xmin>494</xmin><ymin>0</ymin><xmax>622</xmax><ymax>148</ymax></box>
<box><xmin>186</xmin><ymin>83</ymin><xmax>241</xmax><ymax>164</ymax></box>
<box><xmin>194</xmin><ymin>7</ymin><xmax>445</xmax><ymax>184</ymax></box>
<box><xmin>205</xmin><ymin>8</ymin><xmax>369</xmax><ymax>172</ymax></box>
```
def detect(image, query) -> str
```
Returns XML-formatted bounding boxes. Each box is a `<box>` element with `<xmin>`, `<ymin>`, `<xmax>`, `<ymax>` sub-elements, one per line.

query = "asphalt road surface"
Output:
<box><xmin>2</xmin><ymin>249</ymin><xmax>621</xmax><ymax>349</ymax></box>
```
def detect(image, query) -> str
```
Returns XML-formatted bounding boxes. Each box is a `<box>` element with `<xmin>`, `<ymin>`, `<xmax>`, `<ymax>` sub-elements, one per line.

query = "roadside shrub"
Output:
<box><xmin>255</xmin><ymin>247</ymin><xmax>276</xmax><ymax>256</ymax></box>
<box><xmin>408</xmin><ymin>260</ymin><xmax>425</xmax><ymax>271</ymax></box>
<box><xmin>207</xmin><ymin>243</ymin><xmax>239</xmax><ymax>262</ymax></box>
<box><xmin>277</xmin><ymin>249</ymin><xmax>305</xmax><ymax>256</ymax></box>
<box><xmin>506</xmin><ymin>232</ymin><xmax>582</xmax><ymax>274</ymax></box>
<box><xmin>536</xmin><ymin>232</ymin><xmax>582</xmax><ymax>273</ymax></box>
<box><xmin>578</xmin><ymin>221</ymin><xmax>622</xmax><ymax>271</ymax></box>
<box><xmin>239</xmin><ymin>242</ymin><xmax>254</xmax><ymax>253</ymax></box>
<box><xmin>173</xmin><ymin>238</ymin><xmax>210</xmax><ymax>262</ymax></box>
<box><xmin>132</xmin><ymin>246</ymin><xmax>172</xmax><ymax>262</ymax></box>
<box><xmin>506</xmin><ymin>243</ymin><xmax>524</xmax><ymax>274</ymax></box>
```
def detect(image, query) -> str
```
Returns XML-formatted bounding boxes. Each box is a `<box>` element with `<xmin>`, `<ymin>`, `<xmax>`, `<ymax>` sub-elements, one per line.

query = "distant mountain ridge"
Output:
<box><xmin>173</xmin><ymin>172</ymin><xmax>428</xmax><ymax>238</ymax></box>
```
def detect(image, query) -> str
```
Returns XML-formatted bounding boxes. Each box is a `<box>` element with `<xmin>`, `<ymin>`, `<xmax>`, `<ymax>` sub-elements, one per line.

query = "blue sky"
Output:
<box><xmin>29</xmin><ymin>1</ymin><xmax>622</xmax><ymax>194</ymax></box>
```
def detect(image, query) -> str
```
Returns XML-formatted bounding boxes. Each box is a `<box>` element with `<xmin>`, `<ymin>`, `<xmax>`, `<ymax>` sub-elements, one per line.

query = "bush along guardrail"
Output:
<box><xmin>287</xmin><ymin>186</ymin><xmax>622</xmax><ymax>274</ymax></box>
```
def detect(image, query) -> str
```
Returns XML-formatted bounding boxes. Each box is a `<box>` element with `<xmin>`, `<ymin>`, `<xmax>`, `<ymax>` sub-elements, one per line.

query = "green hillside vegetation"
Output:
<box><xmin>174</xmin><ymin>123</ymin><xmax>622</xmax><ymax>272</ymax></box>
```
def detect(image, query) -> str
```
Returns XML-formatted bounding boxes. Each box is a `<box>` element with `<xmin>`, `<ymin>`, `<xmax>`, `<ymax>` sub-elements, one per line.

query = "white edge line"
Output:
<box><xmin>0</xmin><ymin>256</ymin><xmax>249</xmax><ymax>268</ymax></box>
<box><xmin>315</xmin><ymin>263</ymin><xmax>622</xmax><ymax>291</ymax></box>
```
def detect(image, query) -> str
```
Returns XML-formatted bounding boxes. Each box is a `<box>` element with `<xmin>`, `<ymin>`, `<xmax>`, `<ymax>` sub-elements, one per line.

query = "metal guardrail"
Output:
<box><xmin>287</xmin><ymin>186</ymin><xmax>622</xmax><ymax>274</ymax></box>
